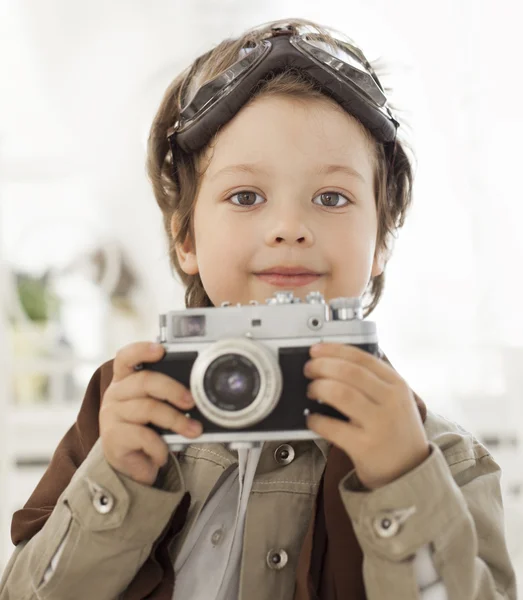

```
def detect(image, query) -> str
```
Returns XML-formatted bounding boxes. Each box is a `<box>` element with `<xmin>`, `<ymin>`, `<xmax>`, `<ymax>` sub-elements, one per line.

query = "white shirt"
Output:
<box><xmin>173</xmin><ymin>445</ymin><xmax>262</xmax><ymax>599</ymax></box>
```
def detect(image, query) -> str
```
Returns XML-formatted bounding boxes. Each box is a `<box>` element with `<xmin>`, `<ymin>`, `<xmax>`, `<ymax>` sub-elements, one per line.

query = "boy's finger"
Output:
<box><xmin>304</xmin><ymin>357</ymin><xmax>384</xmax><ymax>402</ymax></box>
<box><xmin>111</xmin><ymin>397</ymin><xmax>202</xmax><ymax>437</ymax></box>
<box><xmin>112</xmin><ymin>342</ymin><xmax>165</xmax><ymax>382</ymax></box>
<box><xmin>110</xmin><ymin>422</ymin><xmax>170</xmax><ymax>468</ymax></box>
<box><xmin>107</xmin><ymin>370</ymin><xmax>194</xmax><ymax>409</ymax></box>
<box><xmin>310</xmin><ymin>343</ymin><xmax>396</xmax><ymax>384</ymax></box>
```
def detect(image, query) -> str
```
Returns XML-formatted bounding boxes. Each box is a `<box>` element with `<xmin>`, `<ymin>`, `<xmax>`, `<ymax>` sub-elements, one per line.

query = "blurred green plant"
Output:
<box><xmin>16</xmin><ymin>272</ymin><xmax>60</xmax><ymax>322</ymax></box>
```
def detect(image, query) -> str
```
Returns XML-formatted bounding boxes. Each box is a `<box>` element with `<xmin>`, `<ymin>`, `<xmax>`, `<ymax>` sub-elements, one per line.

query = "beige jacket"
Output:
<box><xmin>0</xmin><ymin>407</ymin><xmax>517</xmax><ymax>600</ymax></box>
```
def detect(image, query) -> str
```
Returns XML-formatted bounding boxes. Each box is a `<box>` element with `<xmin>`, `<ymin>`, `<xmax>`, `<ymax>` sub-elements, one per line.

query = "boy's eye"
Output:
<box><xmin>312</xmin><ymin>192</ymin><xmax>351</xmax><ymax>208</ymax></box>
<box><xmin>228</xmin><ymin>191</ymin><xmax>264</xmax><ymax>206</ymax></box>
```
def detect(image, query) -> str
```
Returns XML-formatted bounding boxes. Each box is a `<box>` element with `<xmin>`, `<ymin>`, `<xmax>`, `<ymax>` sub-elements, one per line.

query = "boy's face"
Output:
<box><xmin>174</xmin><ymin>94</ymin><xmax>384</xmax><ymax>307</ymax></box>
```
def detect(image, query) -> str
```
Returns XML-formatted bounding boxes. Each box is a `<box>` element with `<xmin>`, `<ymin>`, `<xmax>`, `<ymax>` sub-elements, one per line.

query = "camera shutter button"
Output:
<box><xmin>274</xmin><ymin>444</ymin><xmax>295</xmax><ymax>465</ymax></box>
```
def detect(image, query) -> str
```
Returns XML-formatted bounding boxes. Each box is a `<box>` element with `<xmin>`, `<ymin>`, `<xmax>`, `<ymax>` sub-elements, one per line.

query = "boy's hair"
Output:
<box><xmin>147</xmin><ymin>18</ymin><xmax>414</xmax><ymax>316</ymax></box>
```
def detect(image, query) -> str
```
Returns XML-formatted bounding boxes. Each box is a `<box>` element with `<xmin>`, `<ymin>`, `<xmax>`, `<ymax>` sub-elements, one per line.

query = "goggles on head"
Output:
<box><xmin>167</xmin><ymin>22</ymin><xmax>399</xmax><ymax>154</ymax></box>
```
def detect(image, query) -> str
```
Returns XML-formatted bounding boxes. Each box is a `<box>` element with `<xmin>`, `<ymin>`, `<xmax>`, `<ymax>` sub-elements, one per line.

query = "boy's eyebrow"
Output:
<box><xmin>317</xmin><ymin>164</ymin><xmax>366</xmax><ymax>184</ymax></box>
<box><xmin>209</xmin><ymin>163</ymin><xmax>269</xmax><ymax>181</ymax></box>
<box><xmin>209</xmin><ymin>162</ymin><xmax>366</xmax><ymax>183</ymax></box>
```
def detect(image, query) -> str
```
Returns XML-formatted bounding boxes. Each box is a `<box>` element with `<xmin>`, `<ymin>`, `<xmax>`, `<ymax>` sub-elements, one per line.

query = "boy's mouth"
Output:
<box><xmin>254</xmin><ymin>266</ymin><xmax>323</xmax><ymax>287</ymax></box>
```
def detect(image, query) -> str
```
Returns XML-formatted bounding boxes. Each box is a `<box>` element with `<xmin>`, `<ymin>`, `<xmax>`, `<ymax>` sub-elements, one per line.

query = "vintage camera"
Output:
<box><xmin>140</xmin><ymin>291</ymin><xmax>379</xmax><ymax>450</ymax></box>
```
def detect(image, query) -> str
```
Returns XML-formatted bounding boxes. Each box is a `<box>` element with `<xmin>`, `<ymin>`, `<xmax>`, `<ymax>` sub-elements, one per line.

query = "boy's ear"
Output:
<box><xmin>171</xmin><ymin>216</ymin><xmax>199</xmax><ymax>275</ymax></box>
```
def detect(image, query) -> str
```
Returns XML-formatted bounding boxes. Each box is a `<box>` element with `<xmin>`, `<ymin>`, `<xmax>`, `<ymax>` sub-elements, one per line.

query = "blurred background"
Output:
<box><xmin>1</xmin><ymin>0</ymin><xmax>522</xmax><ymax>586</ymax></box>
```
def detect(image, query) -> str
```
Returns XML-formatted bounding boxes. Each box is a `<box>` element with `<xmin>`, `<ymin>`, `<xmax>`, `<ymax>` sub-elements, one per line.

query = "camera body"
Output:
<box><xmin>140</xmin><ymin>291</ymin><xmax>378</xmax><ymax>450</ymax></box>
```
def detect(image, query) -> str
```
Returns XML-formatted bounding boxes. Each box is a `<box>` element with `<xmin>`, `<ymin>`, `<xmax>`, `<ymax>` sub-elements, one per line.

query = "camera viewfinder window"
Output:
<box><xmin>173</xmin><ymin>315</ymin><xmax>206</xmax><ymax>337</ymax></box>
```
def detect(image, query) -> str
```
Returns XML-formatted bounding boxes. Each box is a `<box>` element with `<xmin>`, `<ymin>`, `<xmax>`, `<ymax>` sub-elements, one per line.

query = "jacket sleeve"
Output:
<box><xmin>338</xmin><ymin>437</ymin><xmax>517</xmax><ymax>600</ymax></box>
<box><xmin>0</xmin><ymin>362</ymin><xmax>188</xmax><ymax>600</ymax></box>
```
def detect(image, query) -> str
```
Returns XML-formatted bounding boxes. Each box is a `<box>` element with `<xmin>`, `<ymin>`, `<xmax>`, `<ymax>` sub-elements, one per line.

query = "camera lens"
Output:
<box><xmin>191</xmin><ymin>337</ymin><xmax>283</xmax><ymax>428</ymax></box>
<box><xmin>204</xmin><ymin>353</ymin><xmax>261</xmax><ymax>411</ymax></box>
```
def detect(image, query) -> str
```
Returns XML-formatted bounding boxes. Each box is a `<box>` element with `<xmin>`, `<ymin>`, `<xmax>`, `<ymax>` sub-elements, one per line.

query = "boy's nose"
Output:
<box><xmin>264</xmin><ymin>218</ymin><xmax>314</xmax><ymax>247</ymax></box>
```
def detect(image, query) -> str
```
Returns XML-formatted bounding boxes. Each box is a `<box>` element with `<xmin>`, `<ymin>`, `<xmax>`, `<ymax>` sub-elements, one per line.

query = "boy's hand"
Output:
<box><xmin>304</xmin><ymin>342</ymin><xmax>430</xmax><ymax>490</ymax></box>
<box><xmin>99</xmin><ymin>342</ymin><xmax>202</xmax><ymax>486</ymax></box>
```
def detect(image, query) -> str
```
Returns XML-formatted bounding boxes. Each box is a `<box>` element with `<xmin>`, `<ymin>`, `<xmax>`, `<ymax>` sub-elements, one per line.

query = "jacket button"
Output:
<box><xmin>267</xmin><ymin>549</ymin><xmax>289</xmax><ymax>570</ymax></box>
<box><xmin>93</xmin><ymin>489</ymin><xmax>114</xmax><ymax>514</ymax></box>
<box><xmin>211</xmin><ymin>528</ymin><xmax>224</xmax><ymax>546</ymax></box>
<box><xmin>86</xmin><ymin>479</ymin><xmax>115</xmax><ymax>515</ymax></box>
<box><xmin>274</xmin><ymin>444</ymin><xmax>295</xmax><ymax>465</ymax></box>
<box><xmin>373</xmin><ymin>506</ymin><xmax>416</xmax><ymax>538</ymax></box>
<box><xmin>373</xmin><ymin>515</ymin><xmax>399</xmax><ymax>537</ymax></box>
